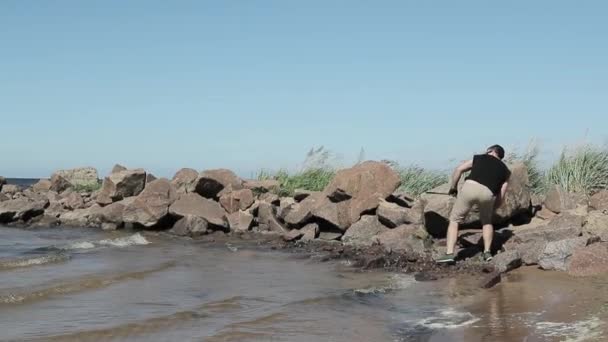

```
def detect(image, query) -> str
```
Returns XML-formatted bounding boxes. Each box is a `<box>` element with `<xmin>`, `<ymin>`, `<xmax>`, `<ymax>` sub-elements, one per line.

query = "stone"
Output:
<box><xmin>219</xmin><ymin>189</ymin><xmax>255</xmax><ymax>214</ymax></box>
<box><xmin>169</xmin><ymin>193</ymin><xmax>227</xmax><ymax>228</ymax></box>
<box><xmin>491</xmin><ymin>250</ymin><xmax>522</xmax><ymax>273</ymax></box>
<box><xmin>583</xmin><ymin>211</ymin><xmax>608</xmax><ymax>242</ymax></box>
<box><xmin>243</xmin><ymin>179</ymin><xmax>281</xmax><ymax>194</ymax></box>
<box><xmin>95</xmin><ymin>197</ymin><xmax>135</xmax><ymax>225</ymax></box>
<box><xmin>422</xmin><ymin>162</ymin><xmax>531</xmax><ymax>237</ymax></box>
<box><xmin>544</xmin><ymin>185</ymin><xmax>588</xmax><ymax>214</ymax></box>
<box><xmin>29</xmin><ymin>214</ymin><xmax>61</xmax><ymax>228</ymax></box>
<box><xmin>32</xmin><ymin>179</ymin><xmax>52</xmax><ymax>192</ymax></box>
<box><xmin>301</xmin><ymin>223</ymin><xmax>320</xmax><ymax>241</ymax></box>
<box><xmin>535</xmin><ymin>206</ymin><xmax>557</xmax><ymax>220</ymax></box>
<box><xmin>1</xmin><ymin>184</ymin><xmax>21</xmax><ymax>195</ymax></box>
<box><xmin>589</xmin><ymin>190</ymin><xmax>608</xmax><ymax>213</ymax></box>
<box><xmin>317</xmin><ymin>161</ymin><xmax>400</xmax><ymax>229</ymax></box>
<box><xmin>54</xmin><ymin>167</ymin><xmax>99</xmax><ymax>188</ymax></box>
<box><xmin>111</xmin><ymin>164</ymin><xmax>128</xmax><ymax>173</ymax></box>
<box><xmin>567</xmin><ymin>243</ymin><xmax>608</xmax><ymax>277</ymax></box>
<box><xmin>277</xmin><ymin>197</ymin><xmax>296</xmax><ymax>219</ymax></box>
<box><xmin>0</xmin><ymin>197</ymin><xmax>48</xmax><ymax>223</ymax></box>
<box><xmin>191</xmin><ymin>169</ymin><xmax>243</xmax><ymax>199</ymax></box>
<box><xmin>538</xmin><ymin>236</ymin><xmax>589</xmax><ymax>271</ymax></box>
<box><xmin>146</xmin><ymin>174</ymin><xmax>157</xmax><ymax>183</ymax></box>
<box><xmin>372</xmin><ymin>224</ymin><xmax>430</xmax><ymax>256</ymax></box>
<box><xmin>294</xmin><ymin>189</ymin><xmax>316</xmax><ymax>202</ymax></box>
<box><xmin>97</xmin><ymin>168</ymin><xmax>147</xmax><ymax>204</ymax></box>
<box><xmin>479</xmin><ymin>271</ymin><xmax>503</xmax><ymax>289</ymax></box>
<box><xmin>283</xmin><ymin>193</ymin><xmax>322</xmax><ymax>227</ymax></box>
<box><xmin>377</xmin><ymin>200</ymin><xmax>423</xmax><ymax>228</ymax></box>
<box><xmin>341</xmin><ymin>215</ymin><xmax>390</xmax><ymax>247</ymax></box>
<box><xmin>60</xmin><ymin>192</ymin><xmax>85</xmax><ymax>210</ymax></box>
<box><xmin>511</xmin><ymin>212</ymin><xmax>584</xmax><ymax>243</ymax></box>
<box><xmin>387</xmin><ymin>190</ymin><xmax>415</xmax><ymax>208</ymax></box>
<box><xmin>123</xmin><ymin>179</ymin><xmax>177</xmax><ymax>227</ymax></box>
<box><xmin>283</xmin><ymin>229</ymin><xmax>304</xmax><ymax>242</ymax></box>
<box><xmin>227</xmin><ymin>211</ymin><xmax>254</xmax><ymax>232</ymax></box>
<box><xmin>319</xmin><ymin>232</ymin><xmax>343</xmax><ymax>241</ymax></box>
<box><xmin>0</xmin><ymin>193</ymin><xmax>9</xmax><ymax>202</ymax></box>
<box><xmin>170</xmin><ymin>215</ymin><xmax>208</xmax><ymax>236</ymax></box>
<box><xmin>59</xmin><ymin>204</ymin><xmax>103</xmax><ymax>227</ymax></box>
<box><xmin>257</xmin><ymin>201</ymin><xmax>276</xmax><ymax>225</ymax></box>
<box><xmin>268</xmin><ymin>214</ymin><xmax>288</xmax><ymax>233</ymax></box>
<box><xmin>171</xmin><ymin>168</ymin><xmax>199</xmax><ymax>194</ymax></box>
<box><xmin>259</xmin><ymin>193</ymin><xmax>280</xmax><ymax>205</ymax></box>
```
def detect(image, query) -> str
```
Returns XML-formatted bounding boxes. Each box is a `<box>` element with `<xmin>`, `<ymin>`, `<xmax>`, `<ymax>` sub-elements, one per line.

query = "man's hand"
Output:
<box><xmin>448</xmin><ymin>187</ymin><xmax>458</xmax><ymax>197</ymax></box>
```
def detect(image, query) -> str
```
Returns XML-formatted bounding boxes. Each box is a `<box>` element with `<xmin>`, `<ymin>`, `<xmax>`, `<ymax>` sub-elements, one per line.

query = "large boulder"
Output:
<box><xmin>315</xmin><ymin>161</ymin><xmax>400</xmax><ymax>230</ymax></box>
<box><xmin>372</xmin><ymin>224</ymin><xmax>430</xmax><ymax>257</ymax></box>
<box><xmin>227</xmin><ymin>211</ymin><xmax>254</xmax><ymax>232</ymax></box>
<box><xmin>377</xmin><ymin>200</ymin><xmax>424</xmax><ymax>228</ymax></box>
<box><xmin>54</xmin><ymin>167</ymin><xmax>99</xmax><ymax>188</ymax></box>
<box><xmin>191</xmin><ymin>169</ymin><xmax>243</xmax><ymax>199</ymax></box>
<box><xmin>544</xmin><ymin>185</ymin><xmax>588</xmax><ymax>214</ymax></box>
<box><xmin>341</xmin><ymin>215</ymin><xmax>390</xmax><ymax>247</ymax></box>
<box><xmin>60</xmin><ymin>192</ymin><xmax>85</xmax><ymax>210</ymax></box>
<box><xmin>92</xmin><ymin>197</ymin><xmax>135</xmax><ymax>226</ymax></box>
<box><xmin>421</xmin><ymin>163</ymin><xmax>531</xmax><ymax>237</ymax></box>
<box><xmin>32</xmin><ymin>179</ymin><xmax>52</xmax><ymax>192</ymax></box>
<box><xmin>123</xmin><ymin>179</ymin><xmax>177</xmax><ymax>228</ymax></box>
<box><xmin>589</xmin><ymin>190</ymin><xmax>608</xmax><ymax>213</ymax></box>
<box><xmin>50</xmin><ymin>174</ymin><xmax>72</xmax><ymax>193</ymax></box>
<box><xmin>1</xmin><ymin>184</ymin><xmax>20</xmax><ymax>196</ymax></box>
<box><xmin>170</xmin><ymin>215</ymin><xmax>208</xmax><ymax>236</ymax></box>
<box><xmin>219</xmin><ymin>189</ymin><xmax>255</xmax><ymax>214</ymax></box>
<box><xmin>59</xmin><ymin>204</ymin><xmax>103</xmax><ymax>227</ymax></box>
<box><xmin>511</xmin><ymin>212</ymin><xmax>584</xmax><ymax>243</ymax></box>
<box><xmin>491</xmin><ymin>250</ymin><xmax>522</xmax><ymax>273</ymax></box>
<box><xmin>169</xmin><ymin>193</ymin><xmax>227</xmax><ymax>228</ymax></box>
<box><xmin>171</xmin><ymin>168</ymin><xmax>199</xmax><ymax>194</ymax></box>
<box><xmin>256</xmin><ymin>201</ymin><xmax>287</xmax><ymax>233</ymax></box>
<box><xmin>567</xmin><ymin>243</ymin><xmax>608</xmax><ymax>277</ymax></box>
<box><xmin>0</xmin><ymin>197</ymin><xmax>48</xmax><ymax>223</ymax></box>
<box><xmin>538</xmin><ymin>236</ymin><xmax>590</xmax><ymax>271</ymax></box>
<box><xmin>97</xmin><ymin>168</ymin><xmax>147</xmax><ymax>204</ymax></box>
<box><xmin>583</xmin><ymin>212</ymin><xmax>608</xmax><ymax>242</ymax></box>
<box><xmin>283</xmin><ymin>192</ymin><xmax>323</xmax><ymax>227</ymax></box>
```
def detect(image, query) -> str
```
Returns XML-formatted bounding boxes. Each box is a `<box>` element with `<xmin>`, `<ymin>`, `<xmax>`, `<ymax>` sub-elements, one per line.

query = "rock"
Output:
<box><xmin>259</xmin><ymin>193</ymin><xmax>280</xmax><ymax>204</ymax></box>
<box><xmin>0</xmin><ymin>198</ymin><xmax>48</xmax><ymax>223</ymax></box>
<box><xmin>54</xmin><ymin>167</ymin><xmax>99</xmax><ymax>188</ymax></box>
<box><xmin>294</xmin><ymin>189</ymin><xmax>316</xmax><ymax>202</ymax></box>
<box><xmin>243</xmin><ymin>179</ymin><xmax>280</xmax><ymax>194</ymax></box>
<box><xmin>1</xmin><ymin>184</ymin><xmax>21</xmax><ymax>196</ymax></box>
<box><xmin>268</xmin><ymin>214</ymin><xmax>288</xmax><ymax>233</ymax></box>
<box><xmin>112</xmin><ymin>164</ymin><xmax>128</xmax><ymax>173</ymax></box>
<box><xmin>387</xmin><ymin>190</ymin><xmax>415</xmax><ymax>208</ymax></box>
<box><xmin>59</xmin><ymin>204</ymin><xmax>103</xmax><ymax>227</ymax></box>
<box><xmin>277</xmin><ymin>197</ymin><xmax>296</xmax><ymax>219</ymax></box>
<box><xmin>341</xmin><ymin>215</ymin><xmax>390</xmax><ymax>247</ymax></box>
<box><xmin>589</xmin><ymin>190</ymin><xmax>608</xmax><ymax>213</ymax></box>
<box><xmin>316</xmin><ymin>161</ymin><xmax>400</xmax><ymax>229</ymax></box>
<box><xmin>146</xmin><ymin>174</ymin><xmax>157</xmax><ymax>183</ymax></box>
<box><xmin>95</xmin><ymin>197</ymin><xmax>135</xmax><ymax>225</ymax></box>
<box><xmin>60</xmin><ymin>192</ymin><xmax>85</xmax><ymax>210</ymax></box>
<box><xmin>511</xmin><ymin>212</ymin><xmax>584</xmax><ymax>243</ymax></box>
<box><xmin>479</xmin><ymin>271</ymin><xmax>503</xmax><ymax>289</ymax></box>
<box><xmin>319</xmin><ymin>232</ymin><xmax>343</xmax><ymax>241</ymax></box>
<box><xmin>219</xmin><ymin>189</ymin><xmax>255</xmax><ymax>214</ymax></box>
<box><xmin>372</xmin><ymin>224</ymin><xmax>430</xmax><ymax>256</ymax></box>
<box><xmin>567</xmin><ymin>243</ymin><xmax>608</xmax><ymax>277</ymax></box>
<box><xmin>503</xmin><ymin>240</ymin><xmax>547</xmax><ymax>266</ymax></box>
<box><xmin>283</xmin><ymin>193</ymin><xmax>322</xmax><ymax>227</ymax></box>
<box><xmin>283</xmin><ymin>229</ymin><xmax>304</xmax><ymax>242</ymax></box>
<box><xmin>170</xmin><ymin>215</ymin><xmax>208</xmax><ymax>236</ymax></box>
<box><xmin>583</xmin><ymin>211</ymin><xmax>608</xmax><ymax>242</ymax></box>
<box><xmin>169</xmin><ymin>193</ymin><xmax>227</xmax><ymax>228</ymax></box>
<box><xmin>32</xmin><ymin>179</ymin><xmax>52</xmax><ymax>192</ymax></box>
<box><xmin>0</xmin><ymin>193</ymin><xmax>9</xmax><ymax>202</ymax></box>
<box><xmin>257</xmin><ymin>201</ymin><xmax>276</xmax><ymax>225</ymax></box>
<box><xmin>544</xmin><ymin>185</ymin><xmax>588</xmax><ymax>214</ymax></box>
<box><xmin>97</xmin><ymin>168</ymin><xmax>147</xmax><ymax>204</ymax></box>
<box><xmin>377</xmin><ymin>200</ymin><xmax>423</xmax><ymax>228</ymax></box>
<box><xmin>101</xmin><ymin>222</ymin><xmax>119</xmax><ymax>231</ymax></box>
<box><xmin>301</xmin><ymin>223</ymin><xmax>320</xmax><ymax>241</ymax></box>
<box><xmin>227</xmin><ymin>211</ymin><xmax>254</xmax><ymax>232</ymax></box>
<box><xmin>491</xmin><ymin>250</ymin><xmax>522</xmax><ymax>273</ymax></box>
<box><xmin>29</xmin><ymin>214</ymin><xmax>61</xmax><ymax>228</ymax></box>
<box><xmin>538</xmin><ymin>236</ymin><xmax>589</xmax><ymax>271</ymax></box>
<box><xmin>123</xmin><ymin>179</ymin><xmax>177</xmax><ymax>228</ymax></box>
<box><xmin>535</xmin><ymin>206</ymin><xmax>557</xmax><ymax>220</ymax></box>
<box><xmin>191</xmin><ymin>169</ymin><xmax>243</xmax><ymax>199</ymax></box>
<box><xmin>171</xmin><ymin>168</ymin><xmax>199</xmax><ymax>194</ymax></box>
<box><xmin>422</xmin><ymin>163</ymin><xmax>531</xmax><ymax>237</ymax></box>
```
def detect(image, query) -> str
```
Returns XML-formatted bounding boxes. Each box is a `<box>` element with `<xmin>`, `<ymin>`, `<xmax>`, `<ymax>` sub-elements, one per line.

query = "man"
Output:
<box><xmin>436</xmin><ymin>144</ymin><xmax>511</xmax><ymax>264</ymax></box>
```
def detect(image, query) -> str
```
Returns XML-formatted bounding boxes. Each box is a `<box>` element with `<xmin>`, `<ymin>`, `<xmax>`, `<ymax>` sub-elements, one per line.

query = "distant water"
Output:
<box><xmin>4</xmin><ymin>178</ymin><xmax>40</xmax><ymax>188</ymax></box>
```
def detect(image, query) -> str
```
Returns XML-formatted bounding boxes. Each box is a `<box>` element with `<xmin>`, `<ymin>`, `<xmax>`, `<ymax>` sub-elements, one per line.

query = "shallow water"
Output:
<box><xmin>1</xmin><ymin>226</ymin><xmax>607</xmax><ymax>342</ymax></box>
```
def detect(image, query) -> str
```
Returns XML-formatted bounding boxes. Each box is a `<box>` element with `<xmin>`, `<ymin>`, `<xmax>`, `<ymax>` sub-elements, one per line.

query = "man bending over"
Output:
<box><xmin>436</xmin><ymin>144</ymin><xmax>511</xmax><ymax>264</ymax></box>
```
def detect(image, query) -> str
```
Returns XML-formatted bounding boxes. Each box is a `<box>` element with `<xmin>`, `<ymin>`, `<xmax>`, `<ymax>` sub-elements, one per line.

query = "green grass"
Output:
<box><xmin>258</xmin><ymin>168</ymin><xmax>335</xmax><ymax>197</ymax></box>
<box><xmin>70</xmin><ymin>181</ymin><xmax>102</xmax><ymax>193</ymax></box>
<box><xmin>387</xmin><ymin>162</ymin><xmax>447</xmax><ymax>197</ymax></box>
<box><xmin>505</xmin><ymin>141</ymin><xmax>546</xmax><ymax>195</ymax></box>
<box><xmin>545</xmin><ymin>144</ymin><xmax>608</xmax><ymax>195</ymax></box>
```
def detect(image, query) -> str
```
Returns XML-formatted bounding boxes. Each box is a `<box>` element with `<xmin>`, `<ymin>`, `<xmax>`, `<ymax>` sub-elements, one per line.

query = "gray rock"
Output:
<box><xmin>191</xmin><ymin>169</ymin><xmax>243</xmax><ymax>199</ymax></box>
<box><xmin>60</xmin><ymin>192</ymin><xmax>85</xmax><ymax>210</ymax></box>
<box><xmin>372</xmin><ymin>224</ymin><xmax>430</xmax><ymax>256</ymax></box>
<box><xmin>169</xmin><ymin>193</ymin><xmax>227</xmax><ymax>228</ymax></box>
<box><xmin>227</xmin><ymin>211</ymin><xmax>254</xmax><ymax>232</ymax></box>
<box><xmin>1</xmin><ymin>184</ymin><xmax>21</xmax><ymax>196</ymax></box>
<box><xmin>170</xmin><ymin>215</ymin><xmax>208</xmax><ymax>236</ymax></box>
<box><xmin>342</xmin><ymin>215</ymin><xmax>390</xmax><ymax>247</ymax></box>
<box><xmin>32</xmin><ymin>179</ymin><xmax>52</xmax><ymax>192</ymax></box>
<box><xmin>219</xmin><ymin>189</ymin><xmax>255</xmax><ymax>214</ymax></box>
<box><xmin>283</xmin><ymin>229</ymin><xmax>304</xmax><ymax>242</ymax></box>
<box><xmin>318</xmin><ymin>232</ymin><xmax>343</xmax><ymax>241</ymax></box>
<box><xmin>0</xmin><ymin>197</ymin><xmax>48</xmax><ymax>223</ymax></box>
<box><xmin>123</xmin><ymin>179</ymin><xmax>177</xmax><ymax>227</ymax></box>
<box><xmin>97</xmin><ymin>168</ymin><xmax>147</xmax><ymax>204</ymax></box>
<box><xmin>492</xmin><ymin>250</ymin><xmax>522</xmax><ymax>273</ymax></box>
<box><xmin>111</xmin><ymin>164</ymin><xmax>128</xmax><ymax>173</ymax></box>
<box><xmin>538</xmin><ymin>236</ymin><xmax>589</xmax><ymax>271</ymax></box>
<box><xmin>377</xmin><ymin>200</ymin><xmax>424</xmax><ymax>228</ymax></box>
<box><xmin>567</xmin><ymin>242</ymin><xmax>608</xmax><ymax>277</ymax></box>
<box><xmin>101</xmin><ymin>222</ymin><xmax>119</xmax><ymax>231</ymax></box>
<box><xmin>171</xmin><ymin>168</ymin><xmax>199</xmax><ymax>194</ymax></box>
<box><xmin>544</xmin><ymin>185</ymin><xmax>588</xmax><ymax>214</ymax></box>
<box><xmin>0</xmin><ymin>193</ymin><xmax>9</xmax><ymax>202</ymax></box>
<box><xmin>301</xmin><ymin>223</ymin><xmax>320</xmax><ymax>241</ymax></box>
<box><xmin>294</xmin><ymin>189</ymin><xmax>316</xmax><ymax>202</ymax></box>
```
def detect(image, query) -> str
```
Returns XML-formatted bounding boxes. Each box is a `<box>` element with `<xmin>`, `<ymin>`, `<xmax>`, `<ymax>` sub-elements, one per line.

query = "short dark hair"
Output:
<box><xmin>487</xmin><ymin>144</ymin><xmax>505</xmax><ymax>159</ymax></box>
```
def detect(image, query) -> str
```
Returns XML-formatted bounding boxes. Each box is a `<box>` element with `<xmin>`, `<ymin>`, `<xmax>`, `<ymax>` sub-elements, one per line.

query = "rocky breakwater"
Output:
<box><xmin>4</xmin><ymin>161</ymin><xmax>608</xmax><ymax>287</ymax></box>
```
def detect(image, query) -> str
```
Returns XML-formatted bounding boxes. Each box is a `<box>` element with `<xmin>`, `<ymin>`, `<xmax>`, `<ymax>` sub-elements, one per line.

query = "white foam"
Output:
<box><xmin>0</xmin><ymin>254</ymin><xmax>69</xmax><ymax>269</ymax></box>
<box><xmin>98</xmin><ymin>233</ymin><xmax>150</xmax><ymax>247</ymax></box>
<box><xmin>354</xmin><ymin>274</ymin><xmax>415</xmax><ymax>294</ymax></box>
<box><xmin>67</xmin><ymin>241</ymin><xmax>96</xmax><ymax>250</ymax></box>
<box><xmin>416</xmin><ymin>309</ymin><xmax>480</xmax><ymax>330</ymax></box>
<box><xmin>535</xmin><ymin>317</ymin><xmax>603</xmax><ymax>342</ymax></box>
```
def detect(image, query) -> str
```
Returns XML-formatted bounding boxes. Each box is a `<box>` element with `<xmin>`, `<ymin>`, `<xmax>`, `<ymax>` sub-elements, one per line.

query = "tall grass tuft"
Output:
<box><xmin>545</xmin><ymin>144</ymin><xmax>608</xmax><ymax>195</ymax></box>
<box><xmin>383</xmin><ymin>160</ymin><xmax>447</xmax><ymax>197</ymax></box>
<box><xmin>505</xmin><ymin>141</ymin><xmax>546</xmax><ymax>194</ymax></box>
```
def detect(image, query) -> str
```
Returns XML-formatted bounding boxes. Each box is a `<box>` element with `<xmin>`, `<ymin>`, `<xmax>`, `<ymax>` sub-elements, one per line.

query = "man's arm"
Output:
<box><xmin>495</xmin><ymin>181</ymin><xmax>509</xmax><ymax>208</ymax></box>
<box><xmin>450</xmin><ymin>159</ymin><xmax>473</xmax><ymax>192</ymax></box>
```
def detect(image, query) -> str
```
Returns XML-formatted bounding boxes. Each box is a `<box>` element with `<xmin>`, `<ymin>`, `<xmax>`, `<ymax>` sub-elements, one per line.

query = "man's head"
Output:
<box><xmin>486</xmin><ymin>144</ymin><xmax>505</xmax><ymax>160</ymax></box>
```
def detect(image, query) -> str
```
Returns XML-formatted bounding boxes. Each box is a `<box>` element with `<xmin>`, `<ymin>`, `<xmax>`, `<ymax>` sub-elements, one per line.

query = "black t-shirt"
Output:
<box><xmin>465</xmin><ymin>154</ymin><xmax>511</xmax><ymax>195</ymax></box>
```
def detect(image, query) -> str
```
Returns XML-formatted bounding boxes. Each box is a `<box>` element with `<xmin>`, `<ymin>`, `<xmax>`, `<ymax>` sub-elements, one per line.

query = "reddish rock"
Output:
<box><xmin>568</xmin><ymin>243</ymin><xmax>608</xmax><ymax>277</ymax></box>
<box><xmin>377</xmin><ymin>200</ymin><xmax>424</xmax><ymax>228</ymax></box>
<box><xmin>123</xmin><ymin>179</ymin><xmax>177</xmax><ymax>227</ymax></box>
<box><xmin>191</xmin><ymin>169</ymin><xmax>243</xmax><ymax>199</ymax></box>
<box><xmin>301</xmin><ymin>223</ymin><xmax>320</xmax><ymax>241</ymax></box>
<box><xmin>169</xmin><ymin>193</ymin><xmax>227</xmax><ymax>228</ymax></box>
<box><xmin>372</xmin><ymin>224</ymin><xmax>430</xmax><ymax>256</ymax></box>
<box><xmin>590</xmin><ymin>190</ymin><xmax>608</xmax><ymax>213</ymax></box>
<box><xmin>32</xmin><ymin>179</ymin><xmax>52</xmax><ymax>192</ymax></box>
<box><xmin>50</xmin><ymin>174</ymin><xmax>72</xmax><ymax>193</ymax></box>
<box><xmin>171</xmin><ymin>168</ymin><xmax>199</xmax><ymax>194</ymax></box>
<box><xmin>97</xmin><ymin>168</ymin><xmax>147</xmax><ymax>204</ymax></box>
<box><xmin>60</xmin><ymin>192</ymin><xmax>85</xmax><ymax>210</ymax></box>
<box><xmin>544</xmin><ymin>185</ymin><xmax>588</xmax><ymax>214</ymax></box>
<box><xmin>219</xmin><ymin>189</ymin><xmax>255</xmax><ymax>214</ymax></box>
<box><xmin>170</xmin><ymin>215</ymin><xmax>208</xmax><ymax>236</ymax></box>
<box><xmin>0</xmin><ymin>197</ymin><xmax>48</xmax><ymax>223</ymax></box>
<box><xmin>283</xmin><ymin>229</ymin><xmax>304</xmax><ymax>242</ymax></box>
<box><xmin>341</xmin><ymin>215</ymin><xmax>390</xmax><ymax>247</ymax></box>
<box><xmin>583</xmin><ymin>212</ymin><xmax>608</xmax><ymax>242</ymax></box>
<box><xmin>227</xmin><ymin>211</ymin><xmax>254</xmax><ymax>232</ymax></box>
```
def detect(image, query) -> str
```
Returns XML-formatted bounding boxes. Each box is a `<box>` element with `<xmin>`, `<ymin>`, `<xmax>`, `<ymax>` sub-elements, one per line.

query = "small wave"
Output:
<box><xmin>0</xmin><ymin>253</ymin><xmax>70</xmax><ymax>270</ymax></box>
<box><xmin>354</xmin><ymin>274</ymin><xmax>415</xmax><ymax>294</ymax></box>
<box><xmin>535</xmin><ymin>317</ymin><xmax>603</xmax><ymax>342</ymax></box>
<box><xmin>67</xmin><ymin>242</ymin><xmax>95</xmax><ymax>250</ymax></box>
<box><xmin>97</xmin><ymin>233</ymin><xmax>150</xmax><ymax>247</ymax></box>
<box><xmin>416</xmin><ymin>309</ymin><xmax>480</xmax><ymax>330</ymax></box>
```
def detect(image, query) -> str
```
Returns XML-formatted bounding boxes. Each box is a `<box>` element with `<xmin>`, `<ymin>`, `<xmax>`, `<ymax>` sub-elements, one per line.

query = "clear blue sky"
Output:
<box><xmin>1</xmin><ymin>1</ymin><xmax>607</xmax><ymax>178</ymax></box>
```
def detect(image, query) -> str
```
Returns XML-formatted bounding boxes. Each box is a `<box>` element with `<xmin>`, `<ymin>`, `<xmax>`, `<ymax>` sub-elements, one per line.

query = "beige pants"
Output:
<box><xmin>449</xmin><ymin>180</ymin><xmax>496</xmax><ymax>225</ymax></box>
